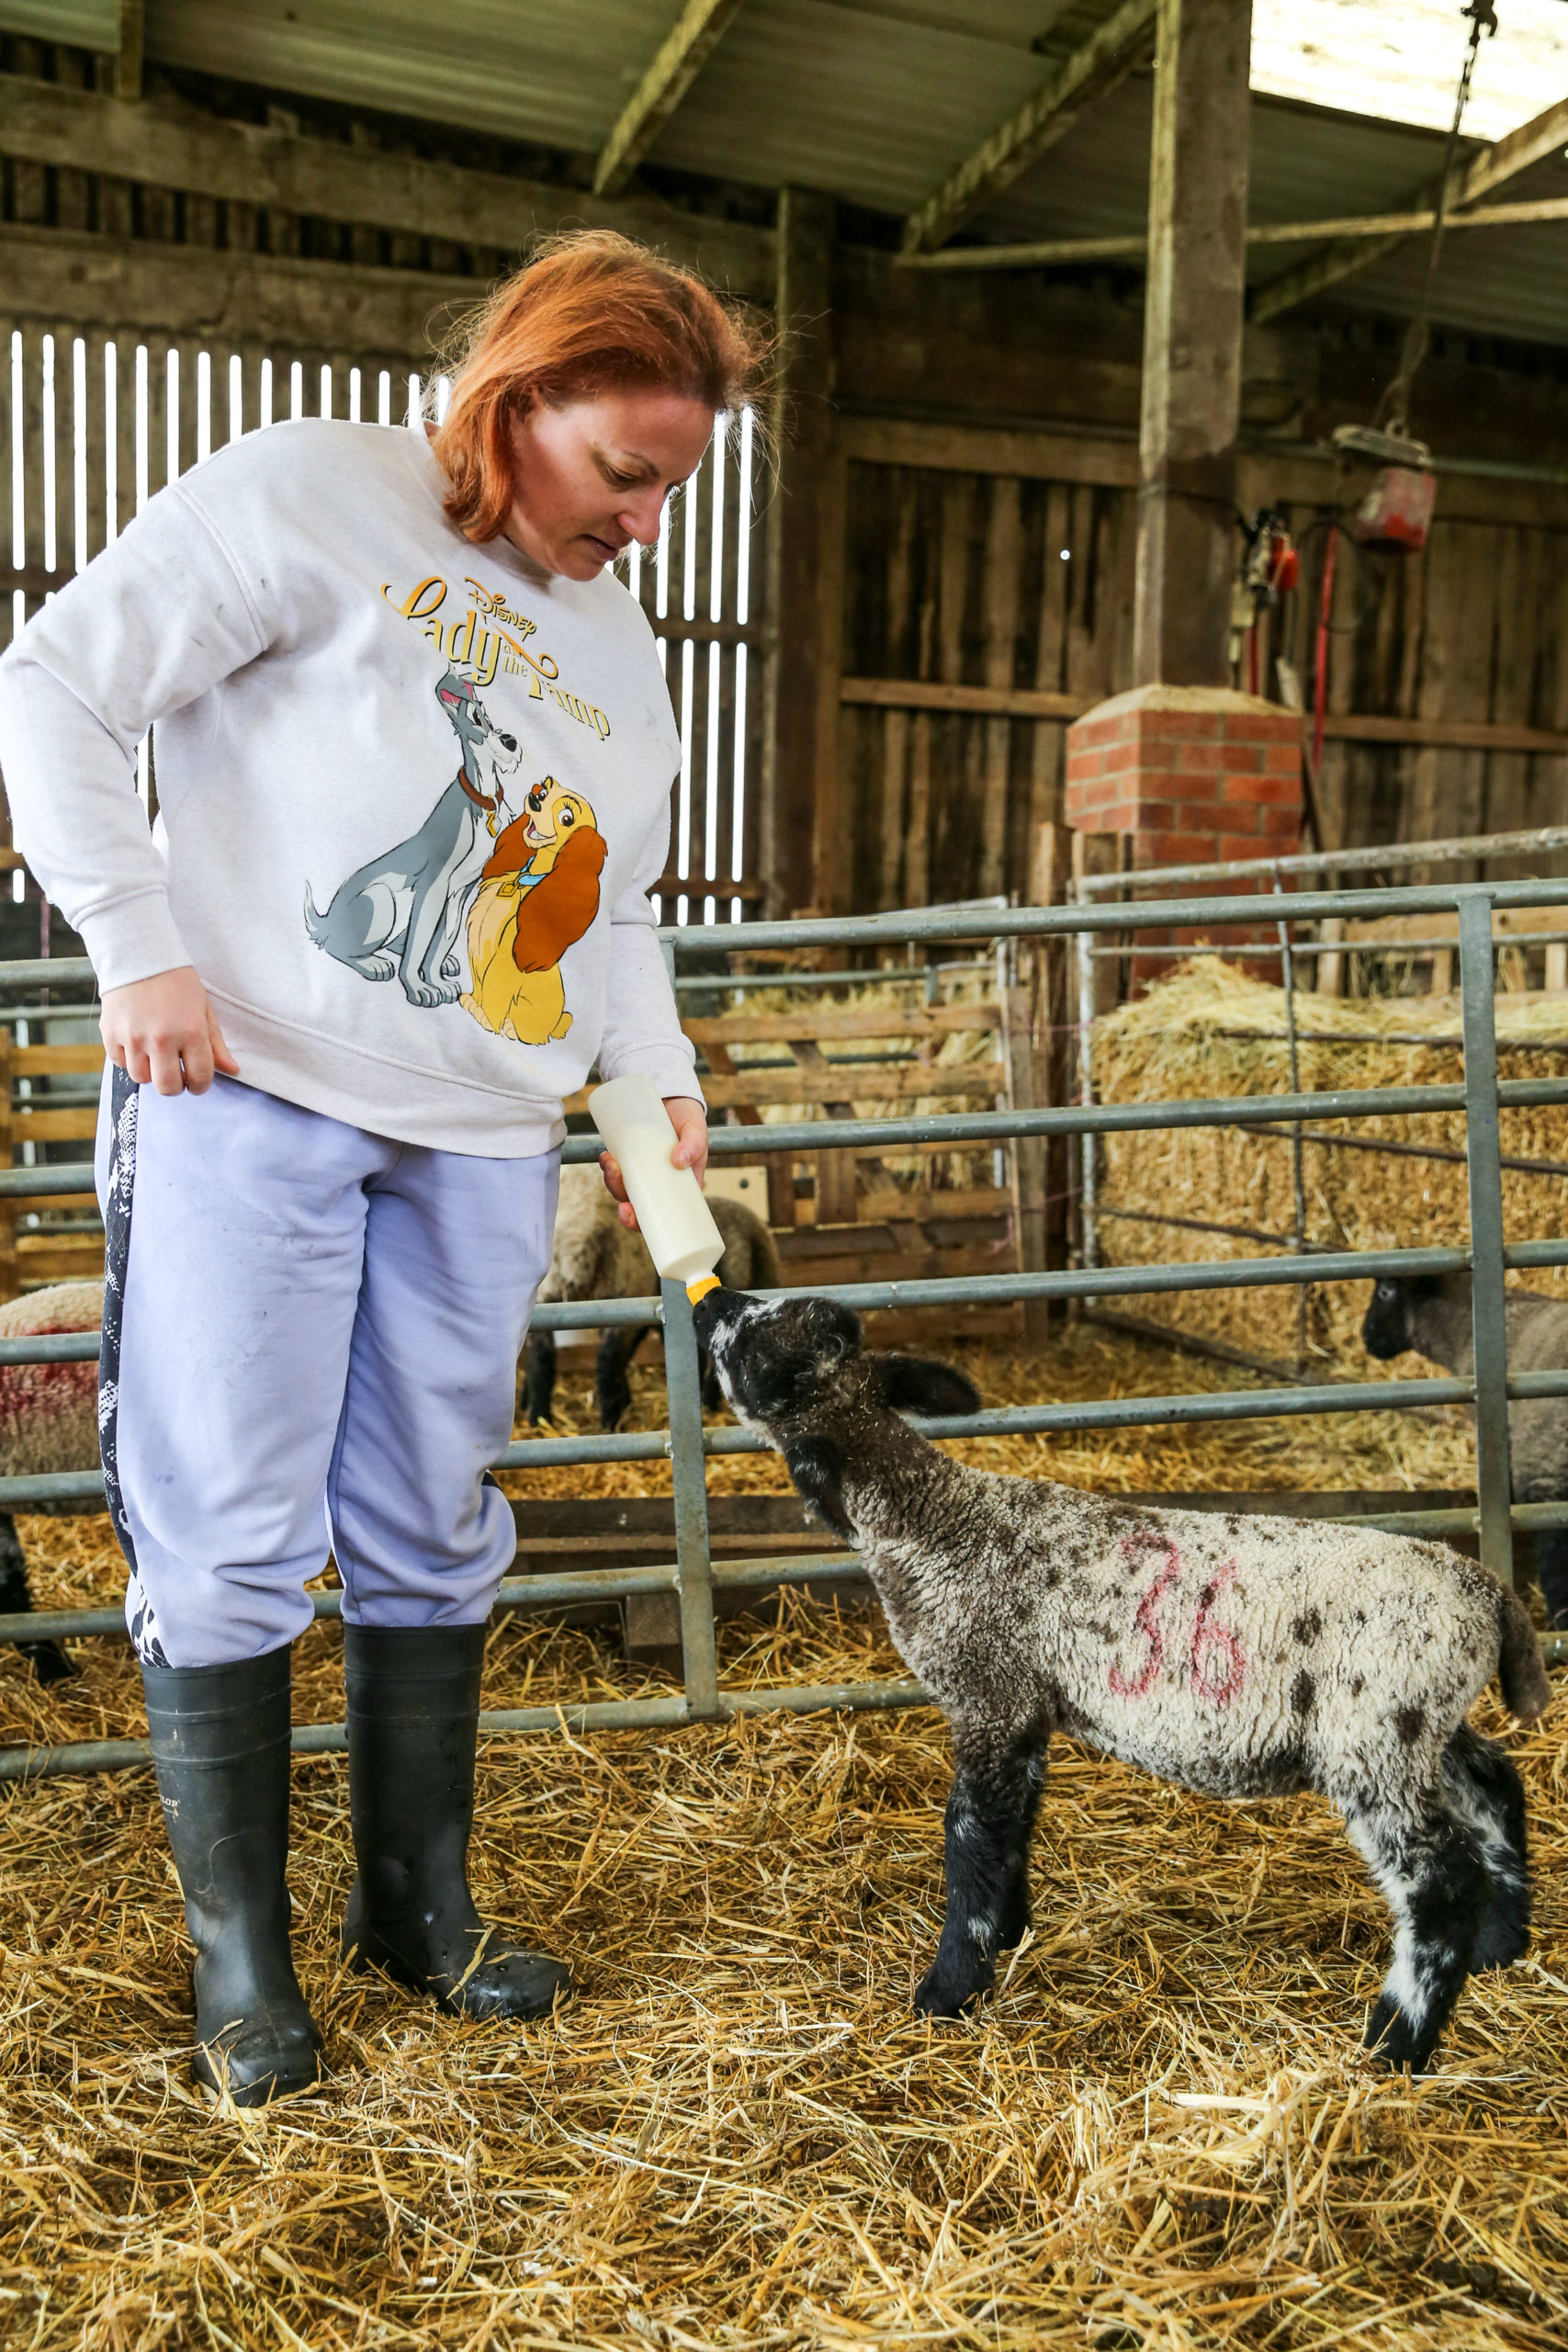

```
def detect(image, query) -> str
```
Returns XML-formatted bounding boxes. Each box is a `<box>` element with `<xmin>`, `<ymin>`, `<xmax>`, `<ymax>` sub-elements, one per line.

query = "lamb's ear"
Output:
<box><xmin>875</xmin><ymin>1352</ymin><xmax>981</xmax><ymax>1419</ymax></box>
<box><xmin>801</xmin><ymin>1295</ymin><xmax>862</xmax><ymax>1363</ymax></box>
<box><xmin>784</xmin><ymin>1433</ymin><xmax>852</xmax><ymax>1537</ymax></box>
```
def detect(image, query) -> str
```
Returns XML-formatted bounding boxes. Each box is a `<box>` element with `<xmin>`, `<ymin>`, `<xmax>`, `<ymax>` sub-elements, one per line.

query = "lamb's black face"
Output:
<box><xmin>693</xmin><ymin>1288</ymin><xmax>863</xmax><ymax>1430</ymax></box>
<box><xmin>1362</xmin><ymin>1275</ymin><xmax>1438</xmax><ymax>1360</ymax></box>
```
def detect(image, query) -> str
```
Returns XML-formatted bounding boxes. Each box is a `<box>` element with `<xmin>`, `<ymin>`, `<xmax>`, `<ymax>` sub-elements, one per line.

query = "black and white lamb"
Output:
<box><xmin>525</xmin><ymin>1162</ymin><xmax>781</xmax><ymax>1430</ymax></box>
<box><xmin>693</xmin><ymin>1284</ymin><xmax>1552</xmax><ymax>2071</ymax></box>
<box><xmin>0</xmin><ymin>1276</ymin><xmax>101</xmax><ymax>1684</ymax></box>
<box><xmin>1364</xmin><ymin>1270</ymin><xmax>1568</xmax><ymax>1628</ymax></box>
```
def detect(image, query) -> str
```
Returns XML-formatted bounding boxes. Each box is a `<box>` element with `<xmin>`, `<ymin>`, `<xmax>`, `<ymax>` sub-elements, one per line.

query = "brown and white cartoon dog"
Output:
<box><xmin>461</xmin><ymin>775</ymin><xmax>605</xmax><ymax>1045</ymax></box>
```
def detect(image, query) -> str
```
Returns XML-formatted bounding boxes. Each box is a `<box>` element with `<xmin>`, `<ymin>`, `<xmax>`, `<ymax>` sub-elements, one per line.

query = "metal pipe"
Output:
<box><xmin>564</xmin><ymin>1075</ymin><xmax>1568</xmax><ymax>1167</ymax></box>
<box><xmin>1459</xmin><ymin>895</ymin><xmax>1517</xmax><ymax>1589</ymax></box>
<box><xmin>1070</xmin><ymin>828</ymin><xmax>1568</xmax><ymax>898</ymax></box>
<box><xmin>662</xmin><ymin>876</ymin><xmax>1568</xmax><ymax>953</ymax></box>
<box><xmin>662</xmin><ymin>1276</ymin><xmax>720</xmax><ymax>1719</ymax></box>
<box><xmin>0</xmin><ymin>1678</ymin><xmax>932</xmax><ymax>1782</ymax></box>
<box><xmin>0</xmin><ymin>957</ymin><xmax>95</xmax><ymax>989</ymax></box>
<box><xmin>0</xmin><ymin>1166</ymin><xmax>100</xmax><ymax>1199</ymax></box>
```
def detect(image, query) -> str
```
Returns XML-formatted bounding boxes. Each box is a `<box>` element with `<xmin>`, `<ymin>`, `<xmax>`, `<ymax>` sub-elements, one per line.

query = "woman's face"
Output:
<box><xmin>502</xmin><ymin>387</ymin><xmax>717</xmax><ymax>580</ymax></box>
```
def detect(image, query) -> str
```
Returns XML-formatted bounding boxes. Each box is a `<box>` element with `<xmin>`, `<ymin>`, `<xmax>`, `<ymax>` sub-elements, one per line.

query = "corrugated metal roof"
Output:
<box><xmin>6</xmin><ymin>2</ymin><xmax>1567</xmax><ymax>349</ymax></box>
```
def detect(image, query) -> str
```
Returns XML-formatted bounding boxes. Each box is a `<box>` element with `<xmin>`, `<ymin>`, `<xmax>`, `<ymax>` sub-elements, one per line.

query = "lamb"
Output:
<box><xmin>525</xmin><ymin>1161</ymin><xmax>781</xmax><ymax>1430</ymax></box>
<box><xmin>0</xmin><ymin>1276</ymin><xmax>103</xmax><ymax>1685</ymax></box>
<box><xmin>1363</xmin><ymin>1271</ymin><xmax>1568</xmax><ymax>1628</ymax></box>
<box><xmin>693</xmin><ymin>1284</ymin><xmax>1552</xmax><ymax>2071</ymax></box>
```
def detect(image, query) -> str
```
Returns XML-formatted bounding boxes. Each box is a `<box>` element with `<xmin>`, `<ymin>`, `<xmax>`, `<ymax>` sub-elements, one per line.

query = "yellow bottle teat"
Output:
<box><xmin>687</xmin><ymin>1272</ymin><xmax>721</xmax><ymax>1305</ymax></box>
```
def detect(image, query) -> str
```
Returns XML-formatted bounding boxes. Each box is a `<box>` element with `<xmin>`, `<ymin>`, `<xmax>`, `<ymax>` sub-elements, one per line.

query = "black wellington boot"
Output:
<box><xmin>141</xmin><ymin>1650</ymin><xmax>323</xmax><ymax>2107</ymax></box>
<box><xmin>340</xmin><ymin>1624</ymin><xmax>572</xmax><ymax>2021</ymax></box>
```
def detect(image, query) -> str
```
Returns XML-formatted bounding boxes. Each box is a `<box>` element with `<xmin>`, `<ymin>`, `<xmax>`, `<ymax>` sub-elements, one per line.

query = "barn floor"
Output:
<box><xmin>2</xmin><ymin>1329</ymin><xmax>1564</xmax><ymax>2349</ymax></box>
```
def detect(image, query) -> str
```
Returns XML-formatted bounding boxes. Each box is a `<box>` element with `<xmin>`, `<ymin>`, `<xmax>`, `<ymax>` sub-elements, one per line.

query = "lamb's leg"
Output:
<box><xmin>914</xmin><ymin>1726</ymin><xmax>1046</xmax><ymax>2019</ymax></box>
<box><xmin>0</xmin><ymin>1511</ymin><xmax>74</xmax><ymax>1686</ymax></box>
<box><xmin>523</xmin><ymin>1330</ymin><xmax>557</xmax><ymax>1425</ymax></box>
<box><xmin>1533</xmin><ymin>1528</ymin><xmax>1568</xmax><ymax>1628</ymax></box>
<box><xmin>1444</xmin><ymin>1724</ymin><xmax>1532</xmax><ymax>1970</ymax></box>
<box><xmin>595</xmin><ymin>1327</ymin><xmax>650</xmax><ymax>1432</ymax></box>
<box><xmin>1348</xmin><ymin>1793</ymin><xmax>1491</xmax><ymax>2070</ymax></box>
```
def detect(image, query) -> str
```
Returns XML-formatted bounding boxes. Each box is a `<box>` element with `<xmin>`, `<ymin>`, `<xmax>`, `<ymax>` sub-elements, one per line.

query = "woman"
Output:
<box><xmin>0</xmin><ymin>232</ymin><xmax>767</xmax><ymax>2105</ymax></box>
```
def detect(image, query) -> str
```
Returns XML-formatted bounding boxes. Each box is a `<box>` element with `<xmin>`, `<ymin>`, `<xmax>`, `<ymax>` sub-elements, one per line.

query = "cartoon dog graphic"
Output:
<box><xmin>461</xmin><ymin>775</ymin><xmax>606</xmax><ymax>1045</ymax></box>
<box><xmin>304</xmin><ymin>669</ymin><xmax>524</xmax><ymax>1009</ymax></box>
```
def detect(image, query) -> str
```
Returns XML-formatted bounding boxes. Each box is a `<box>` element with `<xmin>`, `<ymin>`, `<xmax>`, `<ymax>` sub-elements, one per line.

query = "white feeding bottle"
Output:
<box><xmin>588</xmin><ymin>1072</ymin><xmax>726</xmax><ymax>1303</ymax></box>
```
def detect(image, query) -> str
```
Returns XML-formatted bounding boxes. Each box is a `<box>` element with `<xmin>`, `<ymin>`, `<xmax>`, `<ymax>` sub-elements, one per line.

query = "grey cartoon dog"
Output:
<box><xmin>305</xmin><ymin>669</ymin><xmax>524</xmax><ymax>1009</ymax></box>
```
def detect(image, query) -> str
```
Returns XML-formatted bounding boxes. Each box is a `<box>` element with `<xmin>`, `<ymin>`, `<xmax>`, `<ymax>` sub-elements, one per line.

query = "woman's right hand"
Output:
<box><xmin>100</xmin><ymin>967</ymin><xmax>241</xmax><ymax>1096</ymax></box>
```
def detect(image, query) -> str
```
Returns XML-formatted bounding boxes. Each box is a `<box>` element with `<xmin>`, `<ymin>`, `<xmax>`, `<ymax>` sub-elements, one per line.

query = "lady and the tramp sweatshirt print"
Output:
<box><xmin>0</xmin><ymin>418</ymin><xmax>701</xmax><ymax>1157</ymax></box>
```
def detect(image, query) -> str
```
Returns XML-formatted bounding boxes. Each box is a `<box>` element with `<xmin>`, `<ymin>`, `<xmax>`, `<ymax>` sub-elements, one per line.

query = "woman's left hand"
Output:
<box><xmin>600</xmin><ymin>1094</ymin><xmax>709</xmax><ymax>1230</ymax></box>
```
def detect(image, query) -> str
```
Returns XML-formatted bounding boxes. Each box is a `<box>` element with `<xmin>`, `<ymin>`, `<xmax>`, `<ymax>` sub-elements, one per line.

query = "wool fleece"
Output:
<box><xmin>0</xmin><ymin>418</ymin><xmax>699</xmax><ymax>1155</ymax></box>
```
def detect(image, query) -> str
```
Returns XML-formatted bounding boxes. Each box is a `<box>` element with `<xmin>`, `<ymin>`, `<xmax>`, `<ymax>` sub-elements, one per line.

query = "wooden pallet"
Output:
<box><xmin>0</xmin><ymin>1035</ymin><xmax>104</xmax><ymax>1300</ymax></box>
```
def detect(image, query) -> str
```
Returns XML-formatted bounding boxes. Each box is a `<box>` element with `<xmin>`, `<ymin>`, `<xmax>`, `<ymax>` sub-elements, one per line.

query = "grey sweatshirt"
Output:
<box><xmin>0</xmin><ymin>418</ymin><xmax>700</xmax><ymax>1157</ymax></box>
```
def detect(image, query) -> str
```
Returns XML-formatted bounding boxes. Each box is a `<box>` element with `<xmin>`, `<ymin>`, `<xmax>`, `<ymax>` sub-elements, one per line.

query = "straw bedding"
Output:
<box><xmin>1092</xmin><ymin>961</ymin><xmax>1568</xmax><ymax>1375</ymax></box>
<box><xmin>2</xmin><ymin>1331</ymin><xmax>1562</xmax><ymax>2349</ymax></box>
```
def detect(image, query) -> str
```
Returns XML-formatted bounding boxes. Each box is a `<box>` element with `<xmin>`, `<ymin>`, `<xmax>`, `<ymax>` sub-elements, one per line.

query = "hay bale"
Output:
<box><xmin>1092</xmin><ymin>960</ymin><xmax>1568</xmax><ymax>1379</ymax></box>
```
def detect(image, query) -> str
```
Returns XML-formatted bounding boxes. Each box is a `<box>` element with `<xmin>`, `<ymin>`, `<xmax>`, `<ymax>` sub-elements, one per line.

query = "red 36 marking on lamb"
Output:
<box><xmin>1108</xmin><ymin>1536</ymin><xmax>1247</xmax><ymax>1702</ymax></box>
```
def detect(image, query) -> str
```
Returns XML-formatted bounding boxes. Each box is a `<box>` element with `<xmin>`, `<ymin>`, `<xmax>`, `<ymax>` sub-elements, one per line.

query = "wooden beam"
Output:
<box><xmin>0</xmin><ymin>222</ymin><xmax>480</xmax><ymax>352</ymax></box>
<box><xmin>0</xmin><ymin>72</ymin><xmax>774</xmax><ymax>299</ymax></box>
<box><xmin>839</xmin><ymin>675</ymin><xmax>1568</xmax><ymax>754</ymax></box>
<box><xmin>1134</xmin><ymin>0</ymin><xmax>1253</xmax><ymax>687</ymax></box>
<box><xmin>899</xmin><ymin>191</ymin><xmax>1568</xmax><ymax>274</ymax></box>
<box><xmin>760</xmin><ymin>188</ymin><xmax>837</xmax><ymax>921</ymax></box>
<box><xmin>115</xmin><ymin>0</ymin><xmax>143</xmax><ymax>102</ymax></box>
<box><xmin>592</xmin><ymin>0</ymin><xmax>749</xmax><ymax>198</ymax></box>
<box><xmin>1252</xmin><ymin>90</ymin><xmax>1568</xmax><ymax>326</ymax></box>
<box><xmin>901</xmin><ymin>0</ymin><xmax>1157</xmax><ymax>254</ymax></box>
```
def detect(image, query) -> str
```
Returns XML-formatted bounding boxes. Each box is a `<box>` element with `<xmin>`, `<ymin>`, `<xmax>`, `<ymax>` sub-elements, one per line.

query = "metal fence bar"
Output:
<box><xmin>1070</xmin><ymin>824</ymin><xmax>1568</xmax><ymax>897</ymax></box>
<box><xmin>1459</xmin><ymin>894</ymin><xmax>1517</xmax><ymax>1589</ymax></box>
<box><xmin>662</xmin><ymin>1277</ymin><xmax>720</xmax><ymax>1718</ymax></box>
<box><xmin>0</xmin><ymin>1679</ymin><xmax>932</xmax><ymax>1782</ymax></box>
<box><xmin>662</xmin><ymin>876</ymin><xmax>1568</xmax><ymax>955</ymax></box>
<box><xmin>6</xmin><ymin>873</ymin><xmax>1568</xmax><ymax>1787</ymax></box>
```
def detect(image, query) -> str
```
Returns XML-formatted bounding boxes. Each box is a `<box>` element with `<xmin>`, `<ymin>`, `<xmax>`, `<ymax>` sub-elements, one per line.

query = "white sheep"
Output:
<box><xmin>1364</xmin><ymin>1271</ymin><xmax>1568</xmax><ymax>1626</ymax></box>
<box><xmin>0</xmin><ymin>1276</ymin><xmax>103</xmax><ymax>1684</ymax></box>
<box><xmin>525</xmin><ymin>1161</ymin><xmax>781</xmax><ymax>1429</ymax></box>
<box><xmin>694</xmin><ymin>1285</ymin><xmax>1551</xmax><ymax>2072</ymax></box>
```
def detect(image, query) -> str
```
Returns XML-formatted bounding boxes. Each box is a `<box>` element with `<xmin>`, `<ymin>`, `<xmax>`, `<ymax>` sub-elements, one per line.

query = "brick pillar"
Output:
<box><xmin>1064</xmin><ymin>684</ymin><xmax>1303</xmax><ymax>985</ymax></box>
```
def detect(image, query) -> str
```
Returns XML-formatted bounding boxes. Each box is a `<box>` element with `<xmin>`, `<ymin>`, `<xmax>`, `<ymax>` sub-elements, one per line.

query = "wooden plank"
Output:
<box><xmin>701</xmin><ymin>1062</ymin><xmax>1007</xmax><ymax>1110</ymax></box>
<box><xmin>856</xmin><ymin>1185</ymin><xmax>1013</xmax><ymax>1222</ymax></box>
<box><xmin>1343</xmin><ymin>906</ymin><xmax>1568</xmax><ymax>947</ymax></box>
<box><xmin>842</xmin><ymin>675</ymin><xmax>1090</xmax><ymax>720</ymax></box>
<box><xmin>682</xmin><ymin>1003</ymin><xmax>1000</xmax><ymax>1045</ymax></box>
<box><xmin>810</xmin><ymin>435</ymin><xmax>850</xmax><ymax>914</ymax></box>
<box><xmin>11</xmin><ymin>1045</ymin><xmax>104</xmax><ymax>1075</ymax></box>
<box><xmin>838</xmin><ymin>674</ymin><xmax>1568</xmax><ymax>753</ymax></box>
<box><xmin>10</xmin><ymin>1107</ymin><xmax>97</xmax><ymax>1141</ymax></box>
<box><xmin>592</xmin><ymin>0</ymin><xmax>749</xmax><ymax>197</ymax></box>
<box><xmin>902</xmin><ymin>0</ymin><xmax>1157</xmax><ymax>254</ymax></box>
<box><xmin>768</xmin><ymin>1243</ymin><xmax>1013</xmax><ymax>1287</ymax></box>
<box><xmin>761</xmin><ymin>187</ymin><xmax>836</xmax><ymax>919</ymax></box>
<box><xmin>980</xmin><ymin>477</ymin><xmax>1022</xmax><ymax>899</ymax></box>
<box><xmin>840</xmin><ymin>414</ymin><xmax>1138</xmax><ymax>489</ymax></box>
<box><xmin>0</xmin><ymin>73</ymin><xmax>773</xmax><ymax>298</ymax></box>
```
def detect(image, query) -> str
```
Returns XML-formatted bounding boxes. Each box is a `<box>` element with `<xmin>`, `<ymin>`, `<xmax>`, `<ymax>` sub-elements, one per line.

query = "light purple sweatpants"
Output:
<box><xmin>95</xmin><ymin>1069</ymin><xmax>558</xmax><ymax>1668</ymax></box>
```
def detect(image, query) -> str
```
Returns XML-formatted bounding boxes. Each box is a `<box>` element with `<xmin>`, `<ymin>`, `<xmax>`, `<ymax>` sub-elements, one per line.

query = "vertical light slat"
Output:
<box><xmin>229</xmin><ymin>353</ymin><xmax>243</xmax><ymax>443</ymax></box>
<box><xmin>72</xmin><ymin>336</ymin><xmax>88</xmax><ymax>569</ymax></box>
<box><xmin>260</xmin><ymin>355</ymin><xmax>274</xmax><ymax>428</ymax></box>
<box><xmin>196</xmin><ymin>348</ymin><xmax>211</xmax><ymax>467</ymax></box>
<box><xmin>134</xmin><ymin>345</ymin><xmax>150</xmax><ymax>513</ymax></box>
<box><xmin>102</xmin><ymin>338</ymin><xmax>118</xmax><ymax>548</ymax></box>
<box><xmin>39</xmin><ymin>334</ymin><xmax>56</xmax><ymax>575</ymax></box>
<box><xmin>164</xmin><ymin>346</ymin><xmax>179</xmax><ymax>485</ymax></box>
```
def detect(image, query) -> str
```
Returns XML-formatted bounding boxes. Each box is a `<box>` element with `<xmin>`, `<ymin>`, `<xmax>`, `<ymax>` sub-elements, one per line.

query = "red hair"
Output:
<box><xmin>432</xmin><ymin>230</ymin><xmax>772</xmax><ymax>544</ymax></box>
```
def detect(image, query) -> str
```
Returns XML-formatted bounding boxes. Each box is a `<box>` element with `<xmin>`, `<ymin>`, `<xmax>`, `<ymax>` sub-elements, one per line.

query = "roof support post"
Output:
<box><xmin>114</xmin><ymin>0</ymin><xmax>143</xmax><ymax>101</ymax></box>
<box><xmin>760</xmin><ymin>188</ymin><xmax>838</xmax><ymax>920</ymax></box>
<box><xmin>1133</xmin><ymin>0</ymin><xmax>1253</xmax><ymax>688</ymax></box>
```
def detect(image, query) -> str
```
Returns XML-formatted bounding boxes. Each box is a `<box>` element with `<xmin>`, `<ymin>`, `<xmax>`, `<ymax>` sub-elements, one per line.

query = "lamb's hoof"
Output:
<box><xmin>913</xmin><ymin>1962</ymin><xmax>987</xmax><ymax>2020</ymax></box>
<box><xmin>1364</xmin><ymin>1994</ymin><xmax>1440</xmax><ymax>2073</ymax></box>
<box><xmin>1471</xmin><ymin>1914</ymin><xmax>1530</xmax><ymax>1971</ymax></box>
<box><xmin>597</xmin><ymin>1387</ymin><xmax>633</xmax><ymax>1434</ymax></box>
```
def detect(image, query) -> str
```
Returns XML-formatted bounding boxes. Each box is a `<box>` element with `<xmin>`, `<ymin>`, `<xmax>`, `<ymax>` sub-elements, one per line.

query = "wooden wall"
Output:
<box><xmin>827</xmin><ymin>418</ymin><xmax>1568</xmax><ymax>908</ymax></box>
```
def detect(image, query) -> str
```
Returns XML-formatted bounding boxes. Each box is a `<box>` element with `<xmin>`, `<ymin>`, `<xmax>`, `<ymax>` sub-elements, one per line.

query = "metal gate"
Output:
<box><xmin>2</xmin><ymin>876</ymin><xmax>1565</xmax><ymax>1782</ymax></box>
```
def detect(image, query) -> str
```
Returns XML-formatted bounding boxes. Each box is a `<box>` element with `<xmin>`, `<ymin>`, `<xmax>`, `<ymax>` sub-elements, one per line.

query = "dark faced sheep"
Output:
<box><xmin>0</xmin><ymin>1276</ymin><xmax>102</xmax><ymax>1684</ymax></box>
<box><xmin>694</xmin><ymin>1285</ymin><xmax>1551</xmax><ymax>2072</ymax></box>
<box><xmin>1363</xmin><ymin>1271</ymin><xmax>1568</xmax><ymax>1629</ymax></box>
<box><xmin>525</xmin><ymin>1163</ymin><xmax>781</xmax><ymax>1430</ymax></box>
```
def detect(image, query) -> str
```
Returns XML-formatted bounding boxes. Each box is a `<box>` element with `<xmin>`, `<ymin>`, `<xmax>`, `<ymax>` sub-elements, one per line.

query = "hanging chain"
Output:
<box><xmin>1376</xmin><ymin>1</ymin><xmax>1499</xmax><ymax>438</ymax></box>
